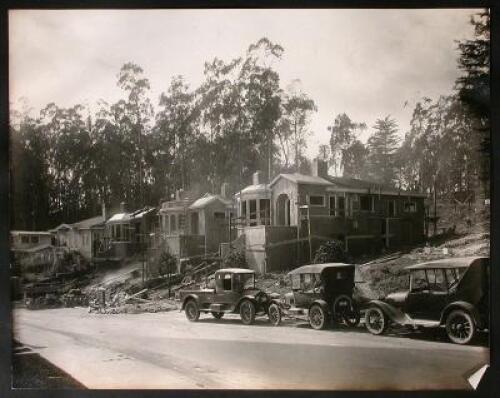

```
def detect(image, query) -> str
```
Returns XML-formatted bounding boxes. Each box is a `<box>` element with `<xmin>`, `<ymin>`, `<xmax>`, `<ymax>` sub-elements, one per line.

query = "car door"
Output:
<box><xmin>405</xmin><ymin>269</ymin><xmax>431</xmax><ymax>319</ymax></box>
<box><xmin>215</xmin><ymin>273</ymin><xmax>240</xmax><ymax>308</ymax></box>
<box><xmin>293</xmin><ymin>273</ymin><xmax>321</xmax><ymax>308</ymax></box>
<box><xmin>423</xmin><ymin>268</ymin><xmax>449</xmax><ymax>320</ymax></box>
<box><xmin>406</xmin><ymin>268</ymin><xmax>448</xmax><ymax>320</ymax></box>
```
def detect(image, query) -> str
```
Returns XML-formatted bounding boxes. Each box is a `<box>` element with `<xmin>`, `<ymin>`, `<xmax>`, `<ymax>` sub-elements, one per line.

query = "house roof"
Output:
<box><xmin>10</xmin><ymin>230</ymin><xmax>53</xmax><ymax>236</ymax></box>
<box><xmin>406</xmin><ymin>256</ymin><xmax>488</xmax><ymax>270</ymax></box>
<box><xmin>189</xmin><ymin>193</ymin><xmax>232</xmax><ymax>210</ymax></box>
<box><xmin>72</xmin><ymin>215</ymin><xmax>105</xmax><ymax>230</ymax></box>
<box><xmin>287</xmin><ymin>263</ymin><xmax>354</xmax><ymax>275</ymax></box>
<box><xmin>269</xmin><ymin>172</ymin><xmax>427</xmax><ymax>197</ymax></box>
<box><xmin>270</xmin><ymin>173</ymin><xmax>333</xmax><ymax>187</ymax></box>
<box><xmin>107</xmin><ymin>207</ymin><xmax>156</xmax><ymax>224</ymax></box>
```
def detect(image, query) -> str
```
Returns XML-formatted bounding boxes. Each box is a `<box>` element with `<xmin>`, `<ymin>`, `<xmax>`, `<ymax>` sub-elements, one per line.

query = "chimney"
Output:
<box><xmin>120</xmin><ymin>201</ymin><xmax>127</xmax><ymax>213</ymax></box>
<box><xmin>221</xmin><ymin>182</ymin><xmax>229</xmax><ymax>198</ymax></box>
<box><xmin>252</xmin><ymin>171</ymin><xmax>262</xmax><ymax>186</ymax></box>
<box><xmin>101</xmin><ymin>202</ymin><xmax>107</xmax><ymax>220</ymax></box>
<box><xmin>175</xmin><ymin>189</ymin><xmax>181</xmax><ymax>201</ymax></box>
<box><xmin>312</xmin><ymin>158</ymin><xmax>328</xmax><ymax>178</ymax></box>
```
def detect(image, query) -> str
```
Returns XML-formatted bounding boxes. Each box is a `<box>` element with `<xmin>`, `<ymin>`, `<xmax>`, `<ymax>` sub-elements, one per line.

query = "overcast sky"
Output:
<box><xmin>9</xmin><ymin>9</ymin><xmax>479</xmax><ymax>157</ymax></box>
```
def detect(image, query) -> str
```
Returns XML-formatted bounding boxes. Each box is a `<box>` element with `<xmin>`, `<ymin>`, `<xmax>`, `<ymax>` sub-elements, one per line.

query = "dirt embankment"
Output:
<box><xmin>355</xmin><ymin>232</ymin><xmax>489</xmax><ymax>301</ymax></box>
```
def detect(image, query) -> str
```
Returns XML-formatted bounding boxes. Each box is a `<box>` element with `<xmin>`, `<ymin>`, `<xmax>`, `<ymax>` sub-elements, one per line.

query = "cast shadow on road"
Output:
<box><xmin>330</xmin><ymin>323</ymin><xmax>488</xmax><ymax>348</ymax></box>
<box><xmin>195</xmin><ymin>316</ymin><xmax>488</xmax><ymax>347</ymax></box>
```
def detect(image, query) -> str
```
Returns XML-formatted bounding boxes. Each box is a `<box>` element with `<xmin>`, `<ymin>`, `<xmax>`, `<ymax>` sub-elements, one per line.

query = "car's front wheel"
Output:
<box><xmin>268</xmin><ymin>303</ymin><xmax>282</xmax><ymax>326</ymax></box>
<box><xmin>184</xmin><ymin>300</ymin><xmax>200</xmax><ymax>322</ymax></box>
<box><xmin>309</xmin><ymin>304</ymin><xmax>329</xmax><ymax>330</ymax></box>
<box><xmin>445</xmin><ymin>309</ymin><xmax>475</xmax><ymax>344</ymax></box>
<box><xmin>240</xmin><ymin>300</ymin><xmax>256</xmax><ymax>325</ymax></box>
<box><xmin>365</xmin><ymin>306</ymin><xmax>388</xmax><ymax>335</ymax></box>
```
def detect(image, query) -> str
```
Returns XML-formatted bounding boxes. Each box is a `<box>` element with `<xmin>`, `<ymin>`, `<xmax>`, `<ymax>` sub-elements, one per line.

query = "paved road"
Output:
<box><xmin>13</xmin><ymin>308</ymin><xmax>489</xmax><ymax>390</ymax></box>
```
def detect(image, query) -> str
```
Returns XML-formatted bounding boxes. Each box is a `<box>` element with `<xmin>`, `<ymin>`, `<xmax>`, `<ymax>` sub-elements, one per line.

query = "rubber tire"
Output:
<box><xmin>365</xmin><ymin>306</ymin><xmax>388</xmax><ymax>335</ymax></box>
<box><xmin>445</xmin><ymin>309</ymin><xmax>475</xmax><ymax>345</ymax></box>
<box><xmin>184</xmin><ymin>300</ymin><xmax>200</xmax><ymax>322</ymax></box>
<box><xmin>211</xmin><ymin>312</ymin><xmax>224</xmax><ymax>319</ymax></box>
<box><xmin>240</xmin><ymin>300</ymin><xmax>256</xmax><ymax>325</ymax></box>
<box><xmin>309</xmin><ymin>304</ymin><xmax>329</xmax><ymax>330</ymax></box>
<box><xmin>268</xmin><ymin>303</ymin><xmax>282</xmax><ymax>326</ymax></box>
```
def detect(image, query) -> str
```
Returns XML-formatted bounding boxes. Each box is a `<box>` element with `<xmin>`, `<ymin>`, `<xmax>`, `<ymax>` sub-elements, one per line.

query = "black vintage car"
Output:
<box><xmin>178</xmin><ymin>268</ymin><xmax>282</xmax><ymax>326</ymax></box>
<box><xmin>279</xmin><ymin>263</ymin><xmax>360</xmax><ymax>330</ymax></box>
<box><xmin>364</xmin><ymin>256</ymin><xmax>489</xmax><ymax>344</ymax></box>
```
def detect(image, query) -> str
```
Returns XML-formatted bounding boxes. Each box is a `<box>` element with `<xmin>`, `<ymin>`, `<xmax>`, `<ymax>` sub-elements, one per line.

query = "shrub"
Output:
<box><xmin>158</xmin><ymin>251</ymin><xmax>177</xmax><ymax>276</ymax></box>
<box><xmin>223</xmin><ymin>249</ymin><xmax>247</xmax><ymax>268</ymax></box>
<box><xmin>313</xmin><ymin>240</ymin><xmax>348</xmax><ymax>264</ymax></box>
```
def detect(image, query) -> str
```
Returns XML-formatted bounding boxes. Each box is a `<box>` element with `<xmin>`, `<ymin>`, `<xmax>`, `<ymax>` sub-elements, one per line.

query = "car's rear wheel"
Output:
<box><xmin>445</xmin><ymin>309</ymin><xmax>475</xmax><ymax>344</ymax></box>
<box><xmin>365</xmin><ymin>306</ymin><xmax>388</xmax><ymax>335</ymax></box>
<box><xmin>240</xmin><ymin>300</ymin><xmax>256</xmax><ymax>325</ymax></box>
<box><xmin>268</xmin><ymin>303</ymin><xmax>281</xmax><ymax>326</ymax></box>
<box><xmin>184</xmin><ymin>300</ymin><xmax>200</xmax><ymax>322</ymax></box>
<box><xmin>211</xmin><ymin>312</ymin><xmax>224</xmax><ymax>319</ymax></box>
<box><xmin>309</xmin><ymin>304</ymin><xmax>329</xmax><ymax>330</ymax></box>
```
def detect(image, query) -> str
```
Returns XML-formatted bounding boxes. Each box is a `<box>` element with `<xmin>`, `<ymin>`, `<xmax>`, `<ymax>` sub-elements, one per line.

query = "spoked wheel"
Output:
<box><xmin>268</xmin><ymin>303</ymin><xmax>282</xmax><ymax>326</ymax></box>
<box><xmin>333</xmin><ymin>295</ymin><xmax>360</xmax><ymax>327</ymax></box>
<box><xmin>446</xmin><ymin>310</ymin><xmax>475</xmax><ymax>345</ymax></box>
<box><xmin>240</xmin><ymin>299</ymin><xmax>256</xmax><ymax>325</ymax></box>
<box><xmin>184</xmin><ymin>300</ymin><xmax>200</xmax><ymax>322</ymax></box>
<box><xmin>211</xmin><ymin>312</ymin><xmax>224</xmax><ymax>319</ymax></box>
<box><xmin>365</xmin><ymin>306</ymin><xmax>388</xmax><ymax>335</ymax></box>
<box><xmin>309</xmin><ymin>304</ymin><xmax>329</xmax><ymax>330</ymax></box>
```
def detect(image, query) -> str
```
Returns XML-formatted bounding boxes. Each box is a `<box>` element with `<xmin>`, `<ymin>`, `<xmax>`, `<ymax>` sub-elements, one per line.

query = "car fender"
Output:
<box><xmin>366</xmin><ymin>300</ymin><xmax>408</xmax><ymax>325</ymax></box>
<box><xmin>236</xmin><ymin>295</ymin><xmax>258</xmax><ymax>311</ymax></box>
<box><xmin>309</xmin><ymin>299</ymin><xmax>330</xmax><ymax>314</ymax></box>
<box><xmin>440</xmin><ymin>301</ymin><xmax>482</xmax><ymax>328</ymax></box>
<box><xmin>181</xmin><ymin>294</ymin><xmax>199</xmax><ymax>310</ymax></box>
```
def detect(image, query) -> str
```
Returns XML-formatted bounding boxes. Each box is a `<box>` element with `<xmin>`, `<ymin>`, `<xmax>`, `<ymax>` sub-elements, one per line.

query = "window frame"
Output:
<box><xmin>308</xmin><ymin>195</ymin><xmax>325</xmax><ymax>207</ymax></box>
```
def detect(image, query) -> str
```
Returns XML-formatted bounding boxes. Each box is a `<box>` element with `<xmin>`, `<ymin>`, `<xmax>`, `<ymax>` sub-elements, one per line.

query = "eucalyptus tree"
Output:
<box><xmin>328</xmin><ymin>113</ymin><xmax>366</xmax><ymax>176</ymax></box>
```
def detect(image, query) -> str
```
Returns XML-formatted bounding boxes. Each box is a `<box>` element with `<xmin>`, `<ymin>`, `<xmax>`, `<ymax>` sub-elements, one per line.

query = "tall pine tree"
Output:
<box><xmin>366</xmin><ymin>116</ymin><xmax>400</xmax><ymax>185</ymax></box>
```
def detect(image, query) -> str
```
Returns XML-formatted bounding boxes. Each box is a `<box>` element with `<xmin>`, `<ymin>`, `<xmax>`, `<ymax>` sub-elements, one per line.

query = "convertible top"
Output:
<box><xmin>405</xmin><ymin>256</ymin><xmax>488</xmax><ymax>270</ymax></box>
<box><xmin>287</xmin><ymin>263</ymin><xmax>354</xmax><ymax>276</ymax></box>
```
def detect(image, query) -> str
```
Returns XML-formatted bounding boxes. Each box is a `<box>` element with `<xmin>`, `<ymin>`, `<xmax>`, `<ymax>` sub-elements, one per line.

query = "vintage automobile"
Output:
<box><xmin>364</xmin><ymin>256</ymin><xmax>489</xmax><ymax>344</ymax></box>
<box><xmin>178</xmin><ymin>268</ymin><xmax>282</xmax><ymax>326</ymax></box>
<box><xmin>279</xmin><ymin>263</ymin><xmax>360</xmax><ymax>330</ymax></box>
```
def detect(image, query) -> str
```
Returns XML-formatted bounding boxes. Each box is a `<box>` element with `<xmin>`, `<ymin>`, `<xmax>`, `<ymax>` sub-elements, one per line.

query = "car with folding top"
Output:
<box><xmin>178</xmin><ymin>268</ymin><xmax>282</xmax><ymax>325</ymax></box>
<box><xmin>363</xmin><ymin>256</ymin><xmax>489</xmax><ymax>344</ymax></box>
<box><xmin>278</xmin><ymin>263</ymin><xmax>360</xmax><ymax>330</ymax></box>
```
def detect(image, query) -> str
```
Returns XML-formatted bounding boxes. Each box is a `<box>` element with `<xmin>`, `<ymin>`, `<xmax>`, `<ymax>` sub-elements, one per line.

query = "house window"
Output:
<box><xmin>259</xmin><ymin>199</ymin><xmax>270</xmax><ymax>225</ymax></box>
<box><xmin>308</xmin><ymin>195</ymin><xmax>325</xmax><ymax>206</ymax></box>
<box><xmin>388</xmin><ymin>200</ymin><xmax>397</xmax><ymax>217</ymax></box>
<box><xmin>21</xmin><ymin>235</ymin><xmax>29</xmax><ymax>244</ymax></box>
<box><xmin>214</xmin><ymin>212</ymin><xmax>225</xmax><ymax>220</ymax></box>
<box><xmin>170</xmin><ymin>214</ymin><xmax>177</xmax><ymax>233</ymax></box>
<box><xmin>404</xmin><ymin>201</ymin><xmax>417</xmax><ymax>213</ymax></box>
<box><xmin>360</xmin><ymin>195</ymin><xmax>371</xmax><ymax>211</ymax></box>
<box><xmin>240</xmin><ymin>200</ymin><xmax>247</xmax><ymax>219</ymax></box>
<box><xmin>31</xmin><ymin>236</ymin><xmax>39</xmax><ymax>244</ymax></box>
<box><xmin>330</xmin><ymin>195</ymin><xmax>346</xmax><ymax>217</ymax></box>
<box><xmin>249</xmin><ymin>200</ymin><xmax>257</xmax><ymax>226</ymax></box>
<box><xmin>178</xmin><ymin>214</ymin><xmax>185</xmax><ymax>232</ymax></box>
